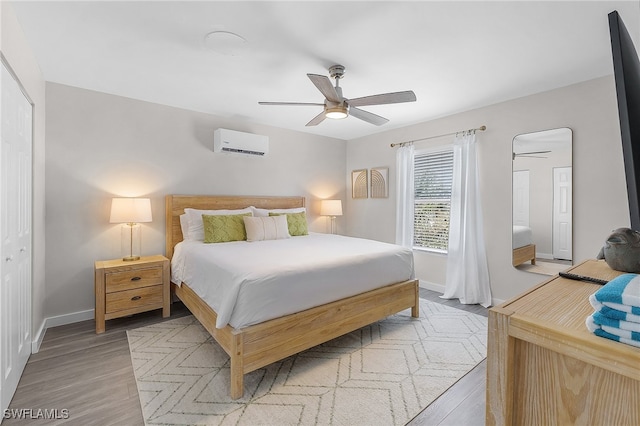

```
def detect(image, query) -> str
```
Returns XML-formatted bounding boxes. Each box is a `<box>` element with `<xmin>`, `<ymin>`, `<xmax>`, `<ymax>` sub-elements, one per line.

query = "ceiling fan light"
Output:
<box><xmin>325</xmin><ymin>106</ymin><xmax>348</xmax><ymax>119</ymax></box>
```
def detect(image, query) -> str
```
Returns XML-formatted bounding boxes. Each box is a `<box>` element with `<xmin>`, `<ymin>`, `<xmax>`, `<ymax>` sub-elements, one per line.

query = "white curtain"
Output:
<box><xmin>441</xmin><ymin>132</ymin><xmax>492</xmax><ymax>307</ymax></box>
<box><xmin>395</xmin><ymin>144</ymin><xmax>414</xmax><ymax>248</ymax></box>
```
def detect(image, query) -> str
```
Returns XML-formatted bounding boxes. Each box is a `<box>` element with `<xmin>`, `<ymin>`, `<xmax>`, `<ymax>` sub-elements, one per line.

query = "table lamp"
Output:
<box><xmin>320</xmin><ymin>199</ymin><xmax>343</xmax><ymax>234</ymax></box>
<box><xmin>109</xmin><ymin>197</ymin><xmax>152</xmax><ymax>261</ymax></box>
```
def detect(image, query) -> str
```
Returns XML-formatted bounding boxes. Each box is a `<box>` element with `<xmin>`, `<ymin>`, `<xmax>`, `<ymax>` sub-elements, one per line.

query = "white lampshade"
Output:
<box><xmin>320</xmin><ymin>199</ymin><xmax>343</xmax><ymax>217</ymax></box>
<box><xmin>109</xmin><ymin>198</ymin><xmax>152</xmax><ymax>224</ymax></box>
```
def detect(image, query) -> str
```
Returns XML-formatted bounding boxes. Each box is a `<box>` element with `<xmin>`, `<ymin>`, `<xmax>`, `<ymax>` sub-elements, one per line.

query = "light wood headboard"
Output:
<box><xmin>165</xmin><ymin>195</ymin><xmax>306</xmax><ymax>259</ymax></box>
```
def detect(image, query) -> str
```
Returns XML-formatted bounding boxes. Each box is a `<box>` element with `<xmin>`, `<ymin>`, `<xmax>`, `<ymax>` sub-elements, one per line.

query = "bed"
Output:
<box><xmin>165</xmin><ymin>194</ymin><xmax>419</xmax><ymax>399</ymax></box>
<box><xmin>512</xmin><ymin>225</ymin><xmax>536</xmax><ymax>266</ymax></box>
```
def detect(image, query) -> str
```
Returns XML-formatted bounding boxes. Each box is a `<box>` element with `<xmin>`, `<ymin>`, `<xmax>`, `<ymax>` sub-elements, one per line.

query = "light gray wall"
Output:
<box><xmin>346</xmin><ymin>76</ymin><xmax>629</xmax><ymax>303</ymax></box>
<box><xmin>45</xmin><ymin>83</ymin><xmax>346</xmax><ymax>319</ymax></box>
<box><xmin>1</xmin><ymin>2</ymin><xmax>47</xmax><ymax>344</ymax></box>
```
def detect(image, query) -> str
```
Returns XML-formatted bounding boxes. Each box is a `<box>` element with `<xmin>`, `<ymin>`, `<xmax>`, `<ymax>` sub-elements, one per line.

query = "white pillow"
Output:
<box><xmin>184</xmin><ymin>207</ymin><xmax>253</xmax><ymax>241</ymax></box>
<box><xmin>243</xmin><ymin>215</ymin><xmax>290</xmax><ymax>242</ymax></box>
<box><xmin>250</xmin><ymin>206</ymin><xmax>306</xmax><ymax>218</ymax></box>
<box><xmin>179</xmin><ymin>214</ymin><xmax>189</xmax><ymax>239</ymax></box>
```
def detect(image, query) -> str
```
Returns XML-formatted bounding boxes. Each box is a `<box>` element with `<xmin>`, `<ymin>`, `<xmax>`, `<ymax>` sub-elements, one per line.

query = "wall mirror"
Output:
<box><xmin>512</xmin><ymin>127</ymin><xmax>572</xmax><ymax>275</ymax></box>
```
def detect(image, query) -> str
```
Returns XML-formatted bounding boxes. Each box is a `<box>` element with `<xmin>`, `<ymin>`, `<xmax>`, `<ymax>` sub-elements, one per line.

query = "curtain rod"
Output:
<box><xmin>389</xmin><ymin>125</ymin><xmax>487</xmax><ymax>148</ymax></box>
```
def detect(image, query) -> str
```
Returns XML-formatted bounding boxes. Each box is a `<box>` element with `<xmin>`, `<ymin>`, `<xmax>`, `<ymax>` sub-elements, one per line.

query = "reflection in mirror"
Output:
<box><xmin>512</xmin><ymin>128</ymin><xmax>572</xmax><ymax>276</ymax></box>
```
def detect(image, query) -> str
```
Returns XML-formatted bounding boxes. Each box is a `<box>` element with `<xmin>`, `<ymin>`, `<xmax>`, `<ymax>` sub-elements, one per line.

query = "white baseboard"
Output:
<box><xmin>418</xmin><ymin>279</ymin><xmax>445</xmax><ymax>294</ymax></box>
<box><xmin>31</xmin><ymin>309</ymin><xmax>95</xmax><ymax>354</ymax></box>
<box><xmin>536</xmin><ymin>252</ymin><xmax>554</xmax><ymax>260</ymax></box>
<box><xmin>31</xmin><ymin>320</ymin><xmax>46</xmax><ymax>354</ymax></box>
<box><xmin>45</xmin><ymin>309</ymin><xmax>95</xmax><ymax>329</ymax></box>
<box><xmin>491</xmin><ymin>297</ymin><xmax>505</xmax><ymax>306</ymax></box>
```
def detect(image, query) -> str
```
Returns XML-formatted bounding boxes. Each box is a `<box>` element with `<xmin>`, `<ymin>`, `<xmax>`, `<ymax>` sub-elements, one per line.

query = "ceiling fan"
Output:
<box><xmin>258</xmin><ymin>65</ymin><xmax>417</xmax><ymax>127</ymax></box>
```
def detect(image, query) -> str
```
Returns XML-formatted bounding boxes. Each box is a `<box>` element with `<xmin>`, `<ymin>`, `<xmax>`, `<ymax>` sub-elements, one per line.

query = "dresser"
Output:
<box><xmin>486</xmin><ymin>259</ymin><xmax>640</xmax><ymax>425</ymax></box>
<box><xmin>94</xmin><ymin>255</ymin><xmax>170</xmax><ymax>333</ymax></box>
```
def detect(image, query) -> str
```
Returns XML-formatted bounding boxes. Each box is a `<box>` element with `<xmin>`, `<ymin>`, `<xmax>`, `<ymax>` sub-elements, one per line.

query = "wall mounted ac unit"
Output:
<box><xmin>213</xmin><ymin>128</ymin><xmax>269</xmax><ymax>156</ymax></box>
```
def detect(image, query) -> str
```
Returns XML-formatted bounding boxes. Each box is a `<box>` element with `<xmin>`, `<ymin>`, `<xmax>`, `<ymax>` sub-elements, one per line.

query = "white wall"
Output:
<box><xmin>44</xmin><ymin>83</ymin><xmax>346</xmax><ymax>320</ymax></box>
<box><xmin>1</xmin><ymin>2</ymin><xmax>47</xmax><ymax>348</ymax></box>
<box><xmin>346</xmin><ymin>76</ymin><xmax>629</xmax><ymax>303</ymax></box>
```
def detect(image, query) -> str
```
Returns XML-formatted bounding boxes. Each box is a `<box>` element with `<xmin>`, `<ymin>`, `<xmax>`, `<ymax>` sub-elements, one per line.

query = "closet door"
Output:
<box><xmin>553</xmin><ymin>167</ymin><xmax>572</xmax><ymax>261</ymax></box>
<box><xmin>0</xmin><ymin>59</ymin><xmax>32</xmax><ymax>413</ymax></box>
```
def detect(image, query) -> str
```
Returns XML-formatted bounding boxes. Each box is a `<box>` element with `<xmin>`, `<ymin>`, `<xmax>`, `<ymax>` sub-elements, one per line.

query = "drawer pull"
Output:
<box><xmin>131</xmin><ymin>276</ymin><xmax>142</xmax><ymax>281</ymax></box>
<box><xmin>131</xmin><ymin>296</ymin><xmax>142</xmax><ymax>301</ymax></box>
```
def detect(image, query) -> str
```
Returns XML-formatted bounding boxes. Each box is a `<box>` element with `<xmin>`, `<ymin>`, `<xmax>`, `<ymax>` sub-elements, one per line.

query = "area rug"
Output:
<box><xmin>127</xmin><ymin>300</ymin><xmax>488</xmax><ymax>426</ymax></box>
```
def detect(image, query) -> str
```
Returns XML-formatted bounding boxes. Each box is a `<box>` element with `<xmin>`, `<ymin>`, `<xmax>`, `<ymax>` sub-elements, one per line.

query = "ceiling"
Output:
<box><xmin>11</xmin><ymin>1</ymin><xmax>640</xmax><ymax>141</ymax></box>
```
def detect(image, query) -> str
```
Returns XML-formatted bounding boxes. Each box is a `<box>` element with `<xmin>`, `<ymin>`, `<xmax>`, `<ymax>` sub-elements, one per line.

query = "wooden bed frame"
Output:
<box><xmin>165</xmin><ymin>194</ymin><xmax>420</xmax><ymax>399</ymax></box>
<box><xmin>513</xmin><ymin>243</ymin><xmax>536</xmax><ymax>267</ymax></box>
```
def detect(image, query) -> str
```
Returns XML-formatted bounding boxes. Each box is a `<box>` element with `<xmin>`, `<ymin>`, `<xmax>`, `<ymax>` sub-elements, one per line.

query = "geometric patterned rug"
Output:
<box><xmin>127</xmin><ymin>299</ymin><xmax>488</xmax><ymax>426</ymax></box>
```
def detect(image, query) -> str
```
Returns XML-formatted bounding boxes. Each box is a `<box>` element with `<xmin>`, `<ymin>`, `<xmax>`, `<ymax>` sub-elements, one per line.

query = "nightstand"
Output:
<box><xmin>94</xmin><ymin>254</ymin><xmax>170</xmax><ymax>334</ymax></box>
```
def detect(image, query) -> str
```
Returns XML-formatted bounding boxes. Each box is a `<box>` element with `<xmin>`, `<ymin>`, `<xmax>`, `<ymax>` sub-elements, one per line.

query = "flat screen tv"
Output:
<box><xmin>609</xmin><ymin>10</ymin><xmax>640</xmax><ymax>231</ymax></box>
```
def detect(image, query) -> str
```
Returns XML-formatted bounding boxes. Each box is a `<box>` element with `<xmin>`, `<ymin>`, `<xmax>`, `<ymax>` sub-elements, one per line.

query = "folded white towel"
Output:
<box><xmin>586</xmin><ymin>314</ymin><xmax>640</xmax><ymax>348</ymax></box>
<box><xmin>591</xmin><ymin>274</ymin><xmax>640</xmax><ymax>310</ymax></box>
<box><xmin>592</xmin><ymin>310</ymin><xmax>640</xmax><ymax>333</ymax></box>
<box><xmin>589</xmin><ymin>294</ymin><xmax>640</xmax><ymax>324</ymax></box>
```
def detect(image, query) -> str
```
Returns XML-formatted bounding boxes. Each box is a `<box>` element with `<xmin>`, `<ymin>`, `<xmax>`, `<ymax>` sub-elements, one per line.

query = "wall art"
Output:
<box><xmin>351</xmin><ymin>169</ymin><xmax>368</xmax><ymax>199</ymax></box>
<box><xmin>370</xmin><ymin>167</ymin><xmax>389</xmax><ymax>198</ymax></box>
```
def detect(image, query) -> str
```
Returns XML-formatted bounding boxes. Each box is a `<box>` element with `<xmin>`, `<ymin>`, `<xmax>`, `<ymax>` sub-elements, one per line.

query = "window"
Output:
<box><xmin>413</xmin><ymin>147</ymin><xmax>453</xmax><ymax>252</ymax></box>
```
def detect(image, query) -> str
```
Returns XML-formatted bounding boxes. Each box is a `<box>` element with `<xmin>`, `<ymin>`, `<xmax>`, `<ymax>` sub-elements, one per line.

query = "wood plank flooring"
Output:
<box><xmin>4</xmin><ymin>289</ymin><xmax>488</xmax><ymax>425</ymax></box>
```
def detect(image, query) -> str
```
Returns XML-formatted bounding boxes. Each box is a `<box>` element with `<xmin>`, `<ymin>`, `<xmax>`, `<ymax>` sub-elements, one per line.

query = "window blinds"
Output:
<box><xmin>413</xmin><ymin>149</ymin><xmax>453</xmax><ymax>251</ymax></box>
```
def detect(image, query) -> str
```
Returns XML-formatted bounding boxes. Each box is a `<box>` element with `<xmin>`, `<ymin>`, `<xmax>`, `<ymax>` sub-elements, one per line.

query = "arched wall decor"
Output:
<box><xmin>351</xmin><ymin>169</ymin><xmax>368</xmax><ymax>199</ymax></box>
<box><xmin>370</xmin><ymin>167</ymin><xmax>389</xmax><ymax>198</ymax></box>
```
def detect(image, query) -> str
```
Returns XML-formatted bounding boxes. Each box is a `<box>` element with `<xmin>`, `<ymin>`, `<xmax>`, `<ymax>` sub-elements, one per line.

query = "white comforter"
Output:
<box><xmin>171</xmin><ymin>233</ymin><xmax>415</xmax><ymax>329</ymax></box>
<box><xmin>512</xmin><ymin>225</ymin><xmax>533</xmax><ymax>249</ymax></box>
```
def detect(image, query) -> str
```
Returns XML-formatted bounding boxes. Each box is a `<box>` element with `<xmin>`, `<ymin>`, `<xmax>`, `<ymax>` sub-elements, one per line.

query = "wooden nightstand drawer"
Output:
<box><xmin>106</xmin><ymin>267</ymin><xmax>163</xmax><ymax>293</ymax></box>
<box><xmin>105</xmin><ymin>285</ymin><xmax>163</xmax><ymax>314</ymax></box>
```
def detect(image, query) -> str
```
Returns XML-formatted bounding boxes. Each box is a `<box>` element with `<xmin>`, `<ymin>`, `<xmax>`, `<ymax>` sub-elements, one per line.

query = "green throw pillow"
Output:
<box><xmin>202</xmin><ymin>213</ymin><xmax>251</xmax><ymax>243</ymax></box>
<box><xmin>269</xmin><ymin>211</ymin><xmax>308</xmax><ymax>236</ymax></box>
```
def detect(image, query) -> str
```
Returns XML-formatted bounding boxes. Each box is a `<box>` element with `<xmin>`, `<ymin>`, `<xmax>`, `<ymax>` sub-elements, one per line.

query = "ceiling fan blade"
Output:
<box><xmin>516</xmin><ymin>150</ymin><xmax>552</xmax><ymax>155</ymax></box>
<box><xmin>307</xmin><ymin>74</ymin><xmax>341</xmax><ymax>103</ymax></box>
<box><xmin>258</xmin><ymin>101</ymin><xmax>325</xmax><ymax>106</ymax></box>
<box><xmin>348</xmin><ymin>90</ymin><xmax>417</xmax><ymax>107</ymax></box>
<box><xmin>305</xmin><ymin>111</ymin><xmax>326</xmax><ymax>127</ymax></box>
<box><xmin>512</xmin><ymin>150</ymin><xmax>552</xmax><ymax>160</ymax></box>
<box><xmin>349</xmin><ymin>107</ymin><xmax>389</xmax><ymax>126</ymax></box>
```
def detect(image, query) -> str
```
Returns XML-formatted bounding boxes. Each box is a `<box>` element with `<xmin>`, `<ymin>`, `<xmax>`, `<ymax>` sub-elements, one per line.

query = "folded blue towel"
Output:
<box><xmin>592</xmin><ymin>273</ymin><xmax>640</xmax><ymax>308</ymax></box>
<box><xmin>589</xmin><ymin>295</ymin><xmax>640</xmax><ymax>323</ymax></box>
<box><xmin>592</xmin><ymin>310</ymin><xmax>640</xmax><ymax>333</ymax></box>
<box><xmin>586</xmin><ymin>314</ymin><xmax>640</xmax><ymax>348</ymax></box>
